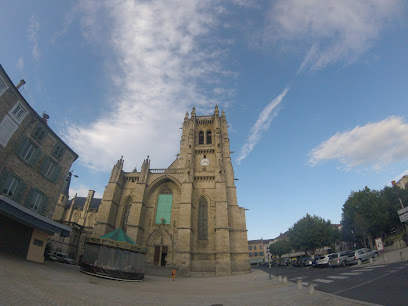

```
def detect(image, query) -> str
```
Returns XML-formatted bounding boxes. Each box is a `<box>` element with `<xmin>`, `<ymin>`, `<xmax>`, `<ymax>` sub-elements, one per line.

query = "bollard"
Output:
<box><xmin>309</xmin><ymin>282</ymin><xmax>315</xmax><ymax>295</ymax></box>
<box><xmin>278</xmin><ymin>275</ymin><xmax>282</xmax><ymax>283</ymax></box>
<box><xmin>283</xmin><ymin>276</ymin><xmax>287</xmax><ymax>284</ymax></box>
<box><xmin>297</xmin><ymin>278</ymin><xmax>302</xmax><ymax>290</ymax></box>
<box><xmin>383</xmin><ymin>254</ymin><xmax>387</xmax><ymax>264</ymax></box>
<box><xmin>369</xmin><ymin>258</ymin><xmax>373</xmax><ymax>265</ymax></box>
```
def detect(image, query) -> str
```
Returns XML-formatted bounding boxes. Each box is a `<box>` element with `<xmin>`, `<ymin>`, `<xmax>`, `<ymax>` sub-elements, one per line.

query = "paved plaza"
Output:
<box><xmin>0</xmin><ymin>253</ymin><xmax>373</xmax><ymax>305</ymax></box>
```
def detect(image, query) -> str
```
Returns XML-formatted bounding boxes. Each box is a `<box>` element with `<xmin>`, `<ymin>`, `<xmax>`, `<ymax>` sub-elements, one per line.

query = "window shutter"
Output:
<box><xmin>24</xmin><ymin>188</ymin><xmax>35</xmax><ymax>208</ymax></box>
<box><xmin>29</xmin><ymin>147</ymin><xmax>42</xmax><ymax>167</ymax></box>
<box><xmin>39</xmin><ymin>156</ymin><xmax>50</xmax><ymax>176</ymax></box>
<box><xmin>16</xmin><ymin>137</ymin><xmax>29</xmax><ymax>158</ymax></box>
<box><xmin>51</xmin><ymin>164</ymin><xmax>62</xmax><ymax>183</ymax></box>
<box><xmin>13</xmin><ymin>180</ymin><xmax>26</xmax><ymax>203</ymax></box>
<box><xmin>39</xmin><ymin>194</ymin><xmax>48</xmax><ymax>216</ymax></box>
<box><xmin>0</xmin><ymin>169</ymin><xmax>10</xmax><ymax>192</ymax></box>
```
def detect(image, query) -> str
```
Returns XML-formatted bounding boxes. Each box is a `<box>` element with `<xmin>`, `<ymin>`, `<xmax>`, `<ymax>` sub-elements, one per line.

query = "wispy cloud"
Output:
<box><xmin>63</xmin><ymin>0</ymin><xmax>233</xmax><ymax>171</ymax></box>
<box><xmin>16</xmin><ymin>57</ymin><xmax>24</xmax><ymax>72</ymax></box>
<box><xmin>28</xmin><ymin>15</ymin><xmax>40</xmax><ymax>60</ymax></box>
<box><xmin>237</xmin><ymin>88</ymin><xmax>289</xmax><ymax>164</ymax></box>
<box><xmin>266</xmin><ymin>0</ymin><xmax>402</xmax><ymax>71</ymax></box>
<box><xmin>308</xmin><ymin>116</ymin><xmax>408</xmax><ymax>170</ymax></box>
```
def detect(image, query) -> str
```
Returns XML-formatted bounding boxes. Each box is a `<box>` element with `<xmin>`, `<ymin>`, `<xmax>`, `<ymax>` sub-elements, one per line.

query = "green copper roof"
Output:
<box><xmin>100</xmin><ymin>228</ymin><xmax>136</xmax><ymax>244</ymax></box>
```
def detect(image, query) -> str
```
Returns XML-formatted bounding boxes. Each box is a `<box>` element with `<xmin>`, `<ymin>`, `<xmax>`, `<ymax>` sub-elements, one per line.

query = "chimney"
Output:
<box><xmin>16</xmin><ymin>79</ymin><xmax>26</xmax><ymax>90</ymax></box>
<box><xmin>42</xmin><ymin>112</ymin><xmax>50</xmax><ymax>124</ymax></box>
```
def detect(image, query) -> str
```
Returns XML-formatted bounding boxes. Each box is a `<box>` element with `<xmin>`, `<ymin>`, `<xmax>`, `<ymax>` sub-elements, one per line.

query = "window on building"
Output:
<box><xmin>0</xmin><ymin>76</ymin><xmax>7</xmax><ymax>96</ymax></box>
<box><xmin>254</xmin><ymin>245</ymin><xmax>256</xmax><ymax>250</ymax></box>
<box><xmin>52</xmin><ymin>143</ymin><xmax>65</xmax><ymax>160</ymax></box>
<box><xmin>259</xmin><ymin>252</ymin><xmax>264</xmax><ymax>256</ymax></box>
<box><xmin>32</xmin><ymin>124</ymin><xmax>47</xmax><ymax>143</ymax></box>
<box><xmin>9</xmin><ymin>102</ymin><xmax>28</xmax><ymax>124</ymax></box>
<box><xmin>0</xmin><ymin>116</ymin><xmax>18</xmax><ymax>147</ymax></box>
<box><xmin>16</xmin><ymin>137</ymin><xmax>41</xmax><ymax>167</ymax></box>
<box><xmin>198</xmin><ymin>197</ymin><xmax>208</xmax><ymax>240</ymax></box>
<box><xmin>254</xmin><ymin>252</ymin><xmax>258</xmax><ymax>256</ymax></box>
<box><xmin>259</xmin><ymin>245</ymin><xmax>262</xmax><ymax>249</ymax></box>
<box><xmin>198</xmin><ymin>131</ymin><xmax>204</xmax><ymax>144</ymax></box>
<box><xmin>39</xmin><ymin>156</ymin><xmax>61</xmax><ymax>182</ymax></box>
<box><xmin>249</xmin><ymin>253</ymin><xmax>252</xmax><ymax>257</ymax></box>
<box><xmin>121</xmin><ymin>197</ymin><xmax>132</xmax><ymax>232</ymax></box>
<box><xmin>248</xmin><ymin>246</ymin><xmax>252</xmax><ymax>250</ymax></box>
<box><xmin>155</xmin><ymin>186</ymin><xmax>172</xmax><ymax>224</ymax></box>
<box><xmin>25</xmin><ymin>188</ymin><xmax>48</xmax><ymax>215</ymax></box>
<box><xmin>206</xmin><ymin>131</ymin><xmax>212</xmax><ymax>144</ymax></box>
<box><xmin>0</xmin><ymin>172</ymin><xmax>25</xmax><ymax>202</ymax></box>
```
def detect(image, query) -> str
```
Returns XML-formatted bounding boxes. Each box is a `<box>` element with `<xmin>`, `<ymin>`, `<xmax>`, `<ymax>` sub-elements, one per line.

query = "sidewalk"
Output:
<box><xmin>372</xmin><ymin>246</ymin><xmax>408</xmax><ymax>265</ymax></box>
<box><xmin>0</xmin><ymin>253</ymin><xmax>372</xmax><ymax>305</ymax></box>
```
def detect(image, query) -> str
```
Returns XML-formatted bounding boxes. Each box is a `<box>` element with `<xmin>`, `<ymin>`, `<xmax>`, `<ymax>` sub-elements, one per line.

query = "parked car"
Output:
<box><xmin>316</xmin><ymin>254</ymin><xmax>330</xmax><ymax>267</ymax></box>
<box><xmin>328</xmin><ymin>251</ymin><xmax>352</xmax><ymax>267</ymax></box>
<box><xmin>346</xmin><ymin>248</ymin><xmax>378</xmax><ymax>266</ymax></box>
<box><xmin>55</xmin><ymin>252</ymin><xmax>75</xmax><ymax>265</ymax></box>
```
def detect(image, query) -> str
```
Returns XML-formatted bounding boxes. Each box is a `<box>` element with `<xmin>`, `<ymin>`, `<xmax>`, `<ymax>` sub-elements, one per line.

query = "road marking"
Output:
<box><xmin>354</xmin><ymin>269</ymin><xmax>373</xmax><ymax>272</ymax></box>
<box><xmin>327</xmin><ymin>275</ymin><xmax>348</xmax><ymax>279</ymax></box>
<box><xmin>369</xmin><ymin>265</ymin><xmax>386</xmax><ymax>268</ymax></box>
<box><xmin>313</xmin><ymin>278</ymin><xmax>334</xmax><ymax>283</ymax></box>
<box><xmin>340</xmin><ymin>272</ymin><xmax>362</xmax><ymax>276</ymax></box>
<box><xmin>333</xmin><ymin>264</ymin><xmax>408</xmax><ymax>294</ymax></box>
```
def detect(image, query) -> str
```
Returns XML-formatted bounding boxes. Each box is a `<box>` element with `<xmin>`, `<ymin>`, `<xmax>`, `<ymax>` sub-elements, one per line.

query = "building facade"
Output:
<box><xmin>0</xmin><ymin>65</ymin><xmax>77</xmax><ymax>263</ymax></box>
<box><xmin>93</xmin><ymin>106</ymin><xmax>250</xmax><ymax>276</ymax></box>
<box><xmin>248</xmin><ymin>239</ymin><xmax>270</xmax><ymax>265</ymax></box>
<box><xmin>50</xmin><ymin>183</ymin><xmax>101</xmax><ymax>263</ymax></box>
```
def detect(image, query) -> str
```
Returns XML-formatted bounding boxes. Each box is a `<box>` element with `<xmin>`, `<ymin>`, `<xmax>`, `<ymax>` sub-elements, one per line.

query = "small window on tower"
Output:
<box><xmin>206</xmin><ymin>131</ymin><xmax>212</xmax><ymax>144</ymax></box>
<box><xmin>198</xmin><ymin>131</ymin><xmax>204</xmax><ymax>144</ymax></box>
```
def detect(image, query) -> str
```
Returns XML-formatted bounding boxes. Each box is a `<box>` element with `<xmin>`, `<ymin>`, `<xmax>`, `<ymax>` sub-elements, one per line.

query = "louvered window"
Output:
<box><xmin>206</xmin><ymin>131</ymin><xmax>212</xmax><ymax>144</ymax></box>
<box><xmin>9</xmin><ymin>102</ymin><xmax>28</xmax><ymax>124</ymax></box>
<box><xmin>0</xmin><ymin>76</ymin><xmax>7</xmax><ymax>96</ymax></box>
<box><xmin>32</xmin><ymin>124</ymin><xmax>47</xmax><ymax>143</ymax></box>
<box><xmin>39</xmin><ymin>156</ymin><xmax>61</xmax><ymax>182</ymax></box>
<box><xmin>52</xmin><ymin>143</ymin><xmax>65</xmax><ymax>160</ymax></box>
<box><xmin>198</xmin><ymin>197</ymin><xmax>208</xmax><ymax>240</ymax></box>
<box><xmin>16</xmin><ymin>137</ymin><xmax>42</xmax><ymax>167</ymax></box>
<box><xmin>198</xmin><ymin>131</ymin><xmax>204</xmax><ymax>144</ymax></box>
<box><xmin>25</xmin><ymin>188</ymin><xmax>48</xmax><ymax>215</ymax></box>
<box><xmin>0</xmin><ymin>170</ymin><xmax>26</xmax><ymax>203</ymax></box>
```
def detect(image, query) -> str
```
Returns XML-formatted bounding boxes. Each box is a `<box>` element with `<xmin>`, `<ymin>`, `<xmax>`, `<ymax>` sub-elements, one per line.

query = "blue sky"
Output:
<box><xmin>1</xmin><ymin>1</ymin><xmax>408</xmax><ymax>240</ymax></box>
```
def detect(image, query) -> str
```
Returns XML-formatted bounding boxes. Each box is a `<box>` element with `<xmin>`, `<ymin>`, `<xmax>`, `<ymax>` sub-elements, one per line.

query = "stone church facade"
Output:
<box><xmin>93</xmin><ymin>106</ymin><xmax>250</xmax><ymax>276</ymax></box>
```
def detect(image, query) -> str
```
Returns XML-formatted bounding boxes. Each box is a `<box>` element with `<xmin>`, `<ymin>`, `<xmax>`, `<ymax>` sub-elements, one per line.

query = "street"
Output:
<box><xmin>256</xmin><ymin>261</ymin><xmax>408</xmax><ymax>305</ymax></box>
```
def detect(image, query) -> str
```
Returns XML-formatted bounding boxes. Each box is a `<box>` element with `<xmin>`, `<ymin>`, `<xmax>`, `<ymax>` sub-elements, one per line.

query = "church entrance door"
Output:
<box><xmin>153</xmin><ymin>246</ymin><xmax>160</xmax><ymax>265</ymax></box>
<box><xmin>161</xmin><ymin>246</ymin><xmax>168</xmax><ymax>266</ymax></box>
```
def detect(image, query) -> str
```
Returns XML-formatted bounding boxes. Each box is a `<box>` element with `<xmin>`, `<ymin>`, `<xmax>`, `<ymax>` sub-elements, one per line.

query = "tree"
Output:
<box><xmin>341</xmin><ymin>187</ymin><xmax>389</xmax><ymax>249</ymax></box>
<box><xmin>287</xmin><ymin>214</ymin><xmax>336</xmax><ymax>255</ymax></box>
<box><xmin>269</xmin><ymin>239</ymin><xmax>292</xmax><ymax>259</ymax></box>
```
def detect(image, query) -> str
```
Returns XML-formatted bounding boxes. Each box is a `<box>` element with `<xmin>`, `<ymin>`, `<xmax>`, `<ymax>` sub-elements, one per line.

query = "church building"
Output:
<box><xmin>93</xmin><ymin>106</ymin><xmax>250</xmax><ymax>276</ymax></box>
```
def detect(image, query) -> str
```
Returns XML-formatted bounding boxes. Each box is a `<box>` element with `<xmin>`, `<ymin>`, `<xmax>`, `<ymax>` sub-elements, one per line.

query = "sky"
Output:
<box><xmin>1</xmin><ymin>0</ymin><xmax>408</xmax><ymax>240</ymax></box>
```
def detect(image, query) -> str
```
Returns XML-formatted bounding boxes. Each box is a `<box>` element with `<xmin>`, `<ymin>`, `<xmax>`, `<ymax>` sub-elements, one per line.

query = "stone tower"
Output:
<box><xmin>93</xmin><ymin>106</ymin><xmax>250</xmax><ymax>276</ymax></box>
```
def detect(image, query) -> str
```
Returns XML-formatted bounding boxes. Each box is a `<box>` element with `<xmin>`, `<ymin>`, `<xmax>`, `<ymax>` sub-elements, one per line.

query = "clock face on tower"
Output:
<box><xmin>200</xmin><ymin>158</ymin><xmax>210</xmax><ymax>166</ymax></box>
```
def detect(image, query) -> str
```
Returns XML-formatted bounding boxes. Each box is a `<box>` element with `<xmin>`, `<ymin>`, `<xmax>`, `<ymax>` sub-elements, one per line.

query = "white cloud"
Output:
<box><xmin>237</xmin><ymin>88</ymin><xmax>289</xmax><ymax>164</ymax></box>
<box><xmin>266</xmin><ymin>0</ymin><xmax>402</xmax><ymax>71</ymax></box>
<box><xmin>63</xmin><ymin>0</ymin><xmax>232</xmax><ymax>171</ymax></box>
<box><xmin>308</xmin><ymin>116</ymin><xmax>408</xmax><ymax>170</ymax></box>
<box><xmin>28</xmin><ymin>15</ymin><xmax>40</xmax><ymax>60</ymax></box>
<box><xmin>16</xmin><ymin>57</ymin><xmax>24</xmax><ymax>72</ymax></box>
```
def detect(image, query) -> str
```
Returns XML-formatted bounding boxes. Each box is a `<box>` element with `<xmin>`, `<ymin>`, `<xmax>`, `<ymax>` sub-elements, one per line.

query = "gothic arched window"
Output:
<box><xmin>198</xmin><ymin>131</ymin><xmax>204</xmax><ymax>145</ymax></box>
<box><xmin>121</xmin><ymin>197</ymin><xmax>132</xmax><ymax>232</ymax></box>
<box><xmin>72</xmin><ymin>212</ymin><xmax>80</xmax><ymax>224</ymax></box>
<box><xmin>155</xmin><ymin>186</ymin><xmax>173</xmax><ymax>224</ymax></box>
<box><xmin>206</xmin><ymin>131</ymin><xmax>212</xmax><ymax>144</ymax></box>
<box><xmin>198</xmin><ymin>197</ymin><xmax>208</xmax><ymax>240</ymax></box>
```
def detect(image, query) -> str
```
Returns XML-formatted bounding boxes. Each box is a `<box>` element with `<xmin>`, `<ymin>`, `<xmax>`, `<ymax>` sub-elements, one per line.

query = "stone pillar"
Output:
<box><xmin>176</xmin><ymin>182</ymin><xmax>193</xmax><ymax>276</ymax></box>
<box><xmin>215</xmin><ymin>181</ymin><xmax>232</xmax><ymax>276</ymax></box>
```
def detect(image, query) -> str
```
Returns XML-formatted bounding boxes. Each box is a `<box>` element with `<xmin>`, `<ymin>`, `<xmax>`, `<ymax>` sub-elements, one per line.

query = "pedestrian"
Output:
<box><xmin>171</xmin><ymin>267</ymin><xmax>176</xmax><ymax>281</ymax></box>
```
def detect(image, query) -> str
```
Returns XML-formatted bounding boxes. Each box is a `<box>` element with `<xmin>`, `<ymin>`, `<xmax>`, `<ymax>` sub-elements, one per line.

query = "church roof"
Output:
<box><xmin>100</xmin><ymin>228</ymin><xmax>136</xmax><ymax>244</ymax></box>
<box><xmin>68</xmin><ymin>197</ymin><xmax>101</xmax><ymax>210</ymax></box>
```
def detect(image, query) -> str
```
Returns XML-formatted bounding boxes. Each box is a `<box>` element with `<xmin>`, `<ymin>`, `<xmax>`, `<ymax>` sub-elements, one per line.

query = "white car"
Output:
<box><xmin>55</xmin><ymin>252</ymin><xmax>75</xmax><ymax>265</ymax></box>
<box><xmin>316</xmin><ymin>254</ymin><xmax>330</xmax><ymax>267</ymax></box>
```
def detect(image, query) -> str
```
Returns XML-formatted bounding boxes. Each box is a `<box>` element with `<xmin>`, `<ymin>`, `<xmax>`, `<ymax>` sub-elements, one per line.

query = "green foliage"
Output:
<box><xmin>341</xmin><ymin>185</ymin><xmax>408</xmax><ymax>249</ymax></box>
<box><xmin>269</xmin><ymin>239</ymin><xmax>292</xmax><ymax>259</ymax></box>
<box><xmin>287</xmin><ymin>214</ymin><xmax>337</xmax><ymax>255</ymax></box>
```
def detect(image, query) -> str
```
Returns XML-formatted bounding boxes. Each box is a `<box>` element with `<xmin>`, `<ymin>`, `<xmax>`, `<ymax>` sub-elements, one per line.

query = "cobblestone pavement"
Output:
<box><xmin>0</xmin><ymin>253</ymin><xmax>375</xmax><ymax>305</ymax></box>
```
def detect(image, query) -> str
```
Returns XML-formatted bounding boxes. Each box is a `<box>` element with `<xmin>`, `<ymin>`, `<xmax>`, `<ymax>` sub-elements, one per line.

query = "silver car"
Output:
<box><xmin>328</xmin><ymin>251</ymin><xmax>352</xmax><ymax>267</ymax></box>
<box><xmin>346</xmin><ymin>248</ymin><xmax>378</xmax><ymax>265</ymax></box>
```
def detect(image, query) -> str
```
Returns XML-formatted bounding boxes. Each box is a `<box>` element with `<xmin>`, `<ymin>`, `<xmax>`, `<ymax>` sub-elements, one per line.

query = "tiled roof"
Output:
<box><xmin>68</xmin><ymin>197</ymin><xmax>101</xmax><ymax>210</ymax></box>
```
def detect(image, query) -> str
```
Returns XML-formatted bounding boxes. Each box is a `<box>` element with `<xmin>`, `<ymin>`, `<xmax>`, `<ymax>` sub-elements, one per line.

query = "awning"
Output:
<box><xmin>0</xmin><ymin>195</ymin><xmax>71</xmax><ymax>237</ymax></box>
